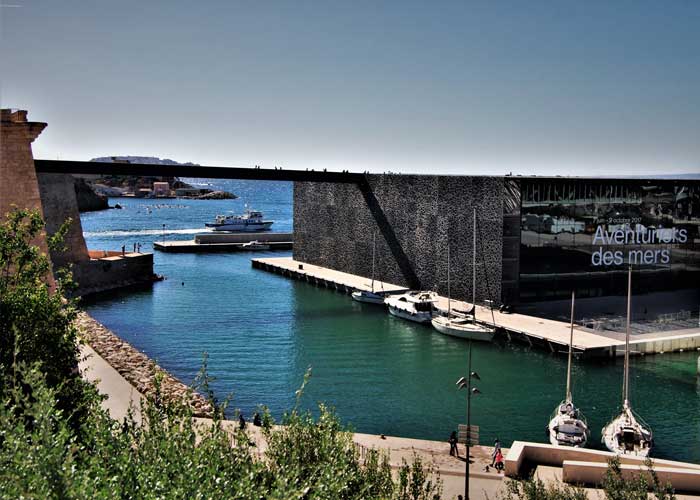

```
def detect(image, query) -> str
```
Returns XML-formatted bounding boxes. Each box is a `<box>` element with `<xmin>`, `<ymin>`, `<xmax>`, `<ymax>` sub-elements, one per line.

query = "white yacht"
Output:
<box><xmin>240</xmin><ymin>240</ymin><xmax>270</xmax><ymax>251</ymax></box>
<box><xmin>352</xmin><ymin>233</ymin><xmax>386</xmax><ymax>304</ymax></box>
<box><xmin>431</xmin><ymin>209</ymin><xmax>495</xmax><ymax>341</ymax></box>
<box><xmin>205</xmin><ymin>209</ymin><xmax>273</xmax><ymax>232</ymax></box>
<box><xmin>547</xmin><ymin>291</ymin><xmax>590</xmax><ymax>447</ymax></box>
<box><xmin>385</xmin><ymin>291</ymin><xmax>437</xmax><ymax>324</ymax></box>
<box><xmin>601</xmin><ymin>266</ymin><xmax>653</xmax><ymax>457</ymax></box>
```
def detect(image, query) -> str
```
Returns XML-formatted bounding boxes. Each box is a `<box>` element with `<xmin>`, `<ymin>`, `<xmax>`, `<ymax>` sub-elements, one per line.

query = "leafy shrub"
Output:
<box><xmin>0</xmin><ymin>209</ymin><xmax>443</xmax><ymax>499</ymax></box>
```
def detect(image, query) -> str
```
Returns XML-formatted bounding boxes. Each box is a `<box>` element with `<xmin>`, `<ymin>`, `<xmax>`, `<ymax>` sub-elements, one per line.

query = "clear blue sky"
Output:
<box><xmin>2</xmin><ymin>1</ymin><xmax>699</xmax><ymax>176</ymax></box>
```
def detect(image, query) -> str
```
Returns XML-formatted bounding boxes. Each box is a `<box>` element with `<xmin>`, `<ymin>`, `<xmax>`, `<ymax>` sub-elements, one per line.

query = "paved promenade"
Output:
<box><xmin>79</xmin><ymin>342</ymin><xmax>505</xmax><ymax>499</ymax></box>
<box><xmin>80</xmin><ymin>340</ymin><xmax>700</xmax><ymax>499</ymax></box>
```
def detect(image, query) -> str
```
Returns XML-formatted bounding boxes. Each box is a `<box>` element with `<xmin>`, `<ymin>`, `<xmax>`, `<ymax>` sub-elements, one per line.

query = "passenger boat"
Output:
<box><xmin>431</xmin><ymin>209</ymin><xmax>495</xmax><ymax>341</ymax></box>
<box><xmin>601</xmin><ymin>266</ymin><xmax>653</xmax><ymax>456</ymax></box>
<box><xmin>205</xmin><ymin>209</ymin><xmax>273</xmax><ymax>232</ymax></box>
<box><xmin>546</xmin><ymin>291</ymin><xmax>590</xmax><ymax>447</ymax></box>
<box><xmin>385</xmin><ymin>291</ymin><xmax>437</xmax><ymax>324</ymax></box>
<box><xmin>352</xmin><ymin>233</ymin><xmax>386</xmax><ymax>304</ymax></box>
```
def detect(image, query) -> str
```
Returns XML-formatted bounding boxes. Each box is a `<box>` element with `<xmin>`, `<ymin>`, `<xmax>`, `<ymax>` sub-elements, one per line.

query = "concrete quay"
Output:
<box><xmin>252</xmin><ymin>257</ymin><xmax>700</xmax><ymax>358</ymax></box>
<box><xmin>154</xmin><ymin>232</ymin><xmax>293</xmax><ymax>253</ymax></box>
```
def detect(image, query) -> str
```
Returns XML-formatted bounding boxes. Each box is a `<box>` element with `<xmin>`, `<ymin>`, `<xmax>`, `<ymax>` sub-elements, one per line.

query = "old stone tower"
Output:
<box><xmin>0</xmin><ymin>109</ymin><xmax>54</xmax><ymax>268</ymax></box>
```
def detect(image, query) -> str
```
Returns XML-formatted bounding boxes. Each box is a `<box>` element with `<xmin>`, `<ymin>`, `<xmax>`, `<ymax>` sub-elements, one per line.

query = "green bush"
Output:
<box><xmin>0</xmin><ymin>209</ymin><xmax>443</xmax><ymax>499</ymax></box>
<box><xmin>0</xmin><ymin>208</ymin><xmax>94</xmax><ymax>436</ymax></box>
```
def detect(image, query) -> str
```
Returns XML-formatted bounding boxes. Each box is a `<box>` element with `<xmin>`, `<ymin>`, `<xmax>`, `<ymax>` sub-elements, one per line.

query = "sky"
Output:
<box><xmin>1</xmin><ymin>0</ymin><xmax>699</xmax><ymax>176</ymax></box>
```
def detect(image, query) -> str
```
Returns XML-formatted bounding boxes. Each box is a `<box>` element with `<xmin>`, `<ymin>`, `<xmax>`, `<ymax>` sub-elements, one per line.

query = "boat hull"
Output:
<box><xmin>351</xmin><ymin>291</ymin><xmax>386</xmax><ymax>305</ymax></box>
<box><xmin>387</xmin><ymin>305</ymin><xmax>433</xmax><ymax>324</ymax></box>
<box><xmin>431</xmin><ymin>316</ymin><xmax>495</xmax><ymax>341</ymax></box>
<box><xmin>547</xmin><ymin>411</ymin><xmax>590</xmax><ymax>447</ymax></box>
<box><xmin>601</xmin><ymin>409</ymin><xmax>653</xmax><ymax>457</ymax></box>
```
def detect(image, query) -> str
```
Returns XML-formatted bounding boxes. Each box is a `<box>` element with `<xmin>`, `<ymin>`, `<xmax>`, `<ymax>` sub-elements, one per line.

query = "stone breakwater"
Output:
<box><xmin>76</xmin><ymin>312</ymin><xmax>213</xmax><ymax>417</ymax></box>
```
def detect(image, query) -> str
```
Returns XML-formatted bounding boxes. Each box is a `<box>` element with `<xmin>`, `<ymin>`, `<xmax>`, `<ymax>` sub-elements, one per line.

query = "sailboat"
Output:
<box><xmin>546</xmin><ymin>291</ymin><xmax>590</xmax><ymax>447</ymax></box>
<box><xmin>601</xmin><ymin>266</ymin><xmax>653</xmax><ymax>456</ymax></box>
<box><xmin>431</xmin><ymin>209</ymin><xmax>495</xmax><ymax>342</ymax></box>
<box><xmin>352</xmin><ymin>233</ymin><xmax>385</xmax><ymax>304</ymax></box>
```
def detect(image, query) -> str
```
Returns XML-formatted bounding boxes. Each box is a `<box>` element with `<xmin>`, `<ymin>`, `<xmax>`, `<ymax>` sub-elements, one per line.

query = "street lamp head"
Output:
<box><xmin>471</xmin><ymin>387</ymin><xmax>482</xmax><ymax>395</ymax></box>
<box><xmin>456</xmin><ymin>377</ymin><xmax>466</xmax><ymax>387</ymax></box>
<box><xmin>470</xmin><ymin>371</ymin><xmax>480</xmax><ymax>380</ymax></box>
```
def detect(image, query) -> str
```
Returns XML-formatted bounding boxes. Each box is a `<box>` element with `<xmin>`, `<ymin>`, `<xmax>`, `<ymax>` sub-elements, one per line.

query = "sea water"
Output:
<box><xmin>81</xmin><ymin>179</ymin><xmax>700</xmax><ymax>464</ymax></box>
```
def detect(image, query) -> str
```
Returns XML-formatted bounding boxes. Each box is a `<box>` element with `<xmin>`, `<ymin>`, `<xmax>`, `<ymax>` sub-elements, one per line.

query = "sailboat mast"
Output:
<box><xmin>472</xmin><ymin>208</ymin><xmax>477</xmax><ymax>323</ymax></box>
<box><xmin>371</xmin><ymin>232</ymin><xmax>376</xmax><ymax>293</ymax></box>
<box><xmin>565</xmin><ymin>290</ymin><xmax>575</xmax><ymax>402</ymax></box>
<box><xmin>447</xmin><ymin>243</ymin><xmax>451</xmax><ymax>317</ymax></box>
<box><xmin>623</xmin><ymin>265</ymin><xmax>631</xmax><ymax>408</ymax></box>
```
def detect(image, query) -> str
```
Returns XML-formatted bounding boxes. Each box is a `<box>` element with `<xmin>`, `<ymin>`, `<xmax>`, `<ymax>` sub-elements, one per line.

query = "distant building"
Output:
<box><xmin>134</xmin><ymin>188</ymin><xmax>152</xmax><ymax>198</ymax></box>
<box><xmin>294</xmin><ymin>175</ymin><xmax>700</xmax><ymax>321</ymax></box>
<box><xmin>153</xmin><ymin>181</ymin><xmax>170</xmax><ymax>197</ymax></box>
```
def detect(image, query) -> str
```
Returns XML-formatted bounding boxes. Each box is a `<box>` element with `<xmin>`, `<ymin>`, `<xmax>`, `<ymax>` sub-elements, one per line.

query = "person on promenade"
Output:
<box><xmin>239</xmin><ymin>414</ymin><xmax>246</xmax><ymax>430</ymax></box>
<box><xmin>494</xmin><ymin>449</ymin><xmax>504</xmax><ymax>473</ymax></box>
<box><xmin>448</xmin><ymin>431</ymin><xmax>459</xmax><ymax>457</ymax></box>
<box><xmin>491</xmin><ymin>438</ymin><xmax>501</xmax><ymax>466</ymax></box>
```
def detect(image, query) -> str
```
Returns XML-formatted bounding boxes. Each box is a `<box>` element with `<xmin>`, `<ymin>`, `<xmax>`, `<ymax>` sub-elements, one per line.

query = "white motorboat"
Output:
<box><xmin>431</xmin><ymin>209</ymin><xmax>495</xmax><ymax>341</ymax></box>
<box><xmin>205</xmin><ymin>209</ymin><xmax>273</xmax><ymax>232</ymax></box>
<box><xmin>385</xmin><ymin>291</ymin><xmax>437</xmax><ymax>324</ymax></box>
<box><xmin>546</xmin><ymin>292</ymin><xmax>590</xmax><ymax>447</ymax></box>
<box><xmin>352</xmin><ymin>232</ymin><xmax>386</xmax><ymax>305</ymax></box>
<box><xmin>240</xmin><ymin>240</ymin><xmax>270</xmax><ymax>251</ymax></box>
<box><xmin>601</xmin><ymin>266</ymin><xmax>653</xmax><ymax>456</ymax></box>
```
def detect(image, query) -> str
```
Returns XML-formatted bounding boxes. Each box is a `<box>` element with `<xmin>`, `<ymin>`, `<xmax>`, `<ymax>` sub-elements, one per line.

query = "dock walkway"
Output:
<box><xmin>252</xmin><ymin>257</ymin><xmax>700</xmax><ymax>357</ymax></box>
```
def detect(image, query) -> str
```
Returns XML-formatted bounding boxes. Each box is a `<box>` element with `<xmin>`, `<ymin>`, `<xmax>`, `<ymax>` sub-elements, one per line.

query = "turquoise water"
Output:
<box><xmin>81</xmin><ymin>179</ymin><xmax>700</xmax><ymax>464</ymax></box>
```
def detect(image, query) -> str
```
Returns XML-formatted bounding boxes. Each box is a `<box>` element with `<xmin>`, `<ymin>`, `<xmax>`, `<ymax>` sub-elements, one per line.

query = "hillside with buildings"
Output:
<box><xmin>73</xmin><ymin>156</ymin><xmax>236</xmax><ymax>207</ymax></box>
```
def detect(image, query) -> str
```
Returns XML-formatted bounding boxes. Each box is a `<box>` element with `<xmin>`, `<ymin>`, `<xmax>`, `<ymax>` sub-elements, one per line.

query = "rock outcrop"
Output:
<box><xmin>74</xmin><ymin>177</ymin><xmax>109</xmax><ymax>211</ymax></box>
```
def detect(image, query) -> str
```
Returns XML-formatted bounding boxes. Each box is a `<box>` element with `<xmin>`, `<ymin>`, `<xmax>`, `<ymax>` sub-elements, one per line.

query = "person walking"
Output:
<box><xmin>448</xmin><ymin>430</ymin><xmax>459</xmax><ymax>457</ymax></box>
<box><xmin>238</xmin><ymin>414</ymin><xmax>246</xmax><ymax>430</ymax></box>
<box><xmin>494</xmin><ymin>449</ymin><xmax>504</xmax><ymax>473</ymax></box>
<box><xmin>491</xmin><ymin>438</ymin><xmax>501</xmax><ymax>466</ymax></box>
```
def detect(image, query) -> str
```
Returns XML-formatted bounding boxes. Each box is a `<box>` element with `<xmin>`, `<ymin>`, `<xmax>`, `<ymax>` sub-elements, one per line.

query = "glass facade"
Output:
<box><xmin>518</xmin><ymin>179</ymin><xmax>700</xmax><ymax>309</ymax></box>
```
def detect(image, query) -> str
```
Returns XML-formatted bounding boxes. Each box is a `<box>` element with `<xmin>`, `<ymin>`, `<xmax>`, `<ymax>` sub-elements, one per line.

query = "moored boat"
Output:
<box><xmin>432</xmin><ymin>314</ymin><xmax>495</xmax><ymax>341</ymax></box>
<box><xmin>352</xmin><ymin>233</ymin><xmax>386</xmax><ymax>305</ymax></box>
<box><xmin>430</xmin><ymin>209</ymin><xmax>495</xmax><ymax>341</ymax></box>
<box><xmin>240</xmin><ymin>240</ymin><xmax>270</xmax><ymax>251</ymax></box>
<box><xmin>351</xmin><ymin>290</ymin><xmax>386</xmax><ymax>304</ymax></box>
<box><xmin>601</xmin><ymin>266</ymin><xmax>653</xmax><ymax>456</ymax></box>
<box><xmin>546</xmin><ymin>291</ymin><xmax>590</xmax><ymax>447</ymax></box>
<box><xmin>385</xmin><ymin>291</ymin><xmax>437</xmax><ymax>324</ymax></box>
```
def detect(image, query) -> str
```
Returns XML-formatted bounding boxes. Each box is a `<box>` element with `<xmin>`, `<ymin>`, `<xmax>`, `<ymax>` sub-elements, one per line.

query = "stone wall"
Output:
<box><xmin>36</xmin><ymin>173</ymin><xmax>91</xmax><ymax>268</ymax></box>
<box><xmin>71</xmin><ymin>253</ymin><xmax>157</xmax><ymax>297</ymax></box>
<box><xmin>294</xmin><ymin>174</ymin><xmax>510</xmax><ymax>304</ymax></box>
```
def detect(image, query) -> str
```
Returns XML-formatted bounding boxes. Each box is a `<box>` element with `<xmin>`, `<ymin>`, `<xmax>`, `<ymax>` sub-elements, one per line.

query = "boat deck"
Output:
<box><xmin>252</xmin><ymin>257</ymin><xmax>700</xmax><ymax>357</ymax></box>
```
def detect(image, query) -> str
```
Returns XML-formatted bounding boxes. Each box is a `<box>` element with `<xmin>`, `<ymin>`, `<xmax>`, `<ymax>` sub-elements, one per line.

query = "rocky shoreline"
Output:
<box><xmin>76</xmin><ymin>312</ymin><xmax>213</xmax><ymax>417</ymax></box>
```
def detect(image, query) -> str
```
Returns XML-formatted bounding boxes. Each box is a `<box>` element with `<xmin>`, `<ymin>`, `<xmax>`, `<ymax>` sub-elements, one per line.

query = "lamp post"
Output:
<box><xmin>456</xmin><ymin>340</ymin><xmax>481</xmax><ymax>500</ymax></box>
<box><xmin>162</xmin><ymin>224</ymin><xmax>166</xmax><ymax>245</ymax></box>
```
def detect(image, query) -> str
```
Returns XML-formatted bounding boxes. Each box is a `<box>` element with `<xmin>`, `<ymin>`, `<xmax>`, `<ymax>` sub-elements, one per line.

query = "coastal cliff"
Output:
<box><xmin>74</xmin><ymin>177</ymin><xmax>109</xmax><ymax>212</ymax></box>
